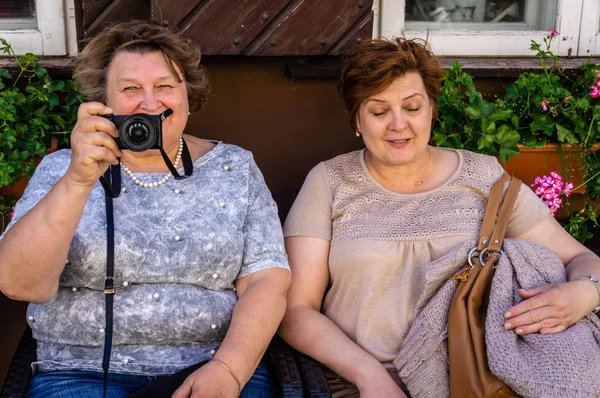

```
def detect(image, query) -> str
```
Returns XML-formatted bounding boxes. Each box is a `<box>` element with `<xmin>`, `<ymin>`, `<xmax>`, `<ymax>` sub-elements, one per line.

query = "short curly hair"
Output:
<box><xmin>339</xmin><ymin>37</ymin><xmax>444</xmax><ymax>129</ymax></box>
<box><xmin>74</xmin><ymin>20</ymin><xmax>209</xmax><ymax>112</ymax></box>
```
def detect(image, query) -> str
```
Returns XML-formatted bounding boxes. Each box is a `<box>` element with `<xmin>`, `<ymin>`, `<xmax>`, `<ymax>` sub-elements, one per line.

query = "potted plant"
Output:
<box><xmin>0</xmin><ymin>195</ymin><xmax>15</xmax><ymax>233</ymax></box>
<box><xmin>0</xmin><ymin>39</ymin><xmax>81</xmax><ymax>205</ymax></box>
<box><xmin>432</xmin><ymin>31</ymin><xmax>600</xmax><ymax>243</ymax></box>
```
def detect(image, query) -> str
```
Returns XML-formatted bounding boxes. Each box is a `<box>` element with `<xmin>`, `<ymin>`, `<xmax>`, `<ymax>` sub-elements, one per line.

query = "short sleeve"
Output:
<box><xmin>238</xmin><ymin>156</ymin><xmax>290</xmax><ymax>278</ymax></box>
<box><xmin>1</xmin><ymin>151</ymin><xmax>69</xmax><ymax>238</ymax></box>
<box><xmin>283</xmin><ymin>162</ymin><xmax>333</xmax><ymax>241</ymax></box>
<box><xmin>473</xmin><ymin>153</ymin><xmax>551</xmax><ymax>238</ymax></box>
<box><xmin>507</xmin><ymin>182</ymin><xmax>552</xmax><ymax>238</ymax></box>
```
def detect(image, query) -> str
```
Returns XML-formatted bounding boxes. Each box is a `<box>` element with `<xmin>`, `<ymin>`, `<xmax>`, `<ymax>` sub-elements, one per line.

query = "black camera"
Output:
<box><xmin>103</xmin><ymin>112</ymin><xmax>164</xmax><ymax>152</ymax></box>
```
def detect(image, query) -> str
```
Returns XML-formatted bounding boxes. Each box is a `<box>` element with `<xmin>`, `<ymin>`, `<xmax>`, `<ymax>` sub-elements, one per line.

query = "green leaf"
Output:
<box><xmin>487</xmin><ymin>109</ymin><xmax>511</xmax><ymax>121</ymax></box>
<box><xmin>495</xmin><ymin>125</ymin><xmax>521</xmax><ymax>162</ymax></box>
<box><xmin>530</xmin><ymin>114</ymin><xmax>554</xmax><ymax>136</ymax></box>
<box><xmin>556</xmin><ymin>122</ymin><xmax>569</xmax><ymax>142</ymax></box>
<box><xmin>499</xmin><ymin>145</ymin><xmax>521</xmax><ymax>163</ymax></box>
<box><xmin>510</xmin><ymin>114</ymin><xmax>519</xmax><ymax>128</ymax></box>
<box><xmin>505</xmin><ymin>85</ymin><xmax>518</xmax><ymax>99</ymax></box>
<box><xmin>465</xmin><ymin>106</ymin><xmax>482</xmax><ymax>120</ymax></box>
<box><xmin>47</xmin><ymin>93</ymin><xmax>59</xmax><ymax>110</ymax></box>
<box><xmin>496</xmin><ymin>125</ymin><xmax>520</xmax><ymax>145</ymax></box>
<box><xmin>477</xmin><ymin>134</ymin><xmax>495</xmax><ymax>151</ymax></box>
<box><xmin>555</xmin><ymin>122</ymin><xmax>579</xmax><ymax>144</ymax></box>
<box><xmin>46</xmin><ymin>80</ymin><xmax>64</xmax><ymax>93</ymax></box>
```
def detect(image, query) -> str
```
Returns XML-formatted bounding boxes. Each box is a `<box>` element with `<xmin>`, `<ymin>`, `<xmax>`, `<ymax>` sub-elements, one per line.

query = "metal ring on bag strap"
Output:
<box><xmin>467</xmin><ymin>246</ymin><xmax>480</xmax><ymax>268</ymax></box>
<box><xmin>478</xmin><ymin>247</ymin><xmax>504</xmax><ymax>266</ymax></box>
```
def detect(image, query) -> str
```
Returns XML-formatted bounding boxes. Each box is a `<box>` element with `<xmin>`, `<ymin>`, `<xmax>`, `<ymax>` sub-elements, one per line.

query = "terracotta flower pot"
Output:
<box><xmin>499</xmin><ymin>143</ymin><xmax>600</xmax><ymax>194</ymax></box>
<box><xmin>0</xmin><ymin>137</ymin><xmax>60</xmax><ymax>200</ymax></box>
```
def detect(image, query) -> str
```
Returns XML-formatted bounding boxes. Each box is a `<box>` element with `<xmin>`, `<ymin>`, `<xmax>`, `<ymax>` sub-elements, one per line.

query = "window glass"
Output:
<box><xmin>0</xmin><ymin>0</ymin><xmax>36</xmax><ymax>30</ymax></box>
<box><xmin>405</xmin><ymin>0</ymin><xmax>557</xmax><ymax>30</ymax></box>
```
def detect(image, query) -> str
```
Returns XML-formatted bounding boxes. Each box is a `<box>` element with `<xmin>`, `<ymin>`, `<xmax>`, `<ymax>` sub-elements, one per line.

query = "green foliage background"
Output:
<box><xmin>0</xmin><ymin>39</ymin><xmax>82</xmax><ymax>189</ymax></box>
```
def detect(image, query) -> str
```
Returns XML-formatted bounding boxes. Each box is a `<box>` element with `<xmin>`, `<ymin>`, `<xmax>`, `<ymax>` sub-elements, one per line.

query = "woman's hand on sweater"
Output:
<box><xmin>512</xmin><ymin>214</ymin><xmax>600</xmax><ymax>335</ymax></box>
<box><xmin>502</xmin><ymin>278</ymin><xmax>598</xmax><ymax>335</ymax></box>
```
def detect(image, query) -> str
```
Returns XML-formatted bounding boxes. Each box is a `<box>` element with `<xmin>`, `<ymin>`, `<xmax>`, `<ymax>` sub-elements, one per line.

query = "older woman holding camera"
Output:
<box><xmin>0</xmin><ymin>20</ymin><xmax>290</xmax><ymax>398</ymax></box>
<box><xmin>279</xmin><ymin>37</ymin><xmax>600</xmax><ymax>397</ymax></box>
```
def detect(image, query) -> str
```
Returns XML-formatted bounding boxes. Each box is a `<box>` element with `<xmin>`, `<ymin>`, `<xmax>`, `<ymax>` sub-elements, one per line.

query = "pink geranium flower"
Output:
<box><xmin>531</xmin><ymin>172</ymin><xmax>573</xmax><ymax>215</ymax></box>
<box><xmin>548</xmin><ymin>29</ymin><xmax>559</xmax><ymax>37</ymax></box>
<box><xmin>591</xmin><ymin>70</ymin><xmax>600</xmax><ymax>98</ymax></box>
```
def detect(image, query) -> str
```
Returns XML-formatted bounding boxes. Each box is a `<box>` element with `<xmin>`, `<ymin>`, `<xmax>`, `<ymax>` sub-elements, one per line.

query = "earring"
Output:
<box><xmin>188</xmin><ymin>111</ymin><xmax>191</xmax><ymax>115</ymax></box>
<box><xmin>355</xmin><ymin>129</ymin><xmax>361</xmax><ymax>137</ymax></box>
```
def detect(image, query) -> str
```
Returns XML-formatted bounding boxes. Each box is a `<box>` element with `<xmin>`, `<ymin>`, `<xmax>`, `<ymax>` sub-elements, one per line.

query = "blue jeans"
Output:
<box><xmin>28</xmin><ymin>363</ymin><xmax>275</xmax><ymax>398</ymax></box>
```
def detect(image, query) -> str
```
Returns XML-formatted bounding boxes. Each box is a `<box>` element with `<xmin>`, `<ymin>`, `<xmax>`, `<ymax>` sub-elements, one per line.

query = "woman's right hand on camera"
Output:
<box><xmin>66</xmin><ymin>102</ymin><xmax>122</xmax><ymax>188</ymax></box>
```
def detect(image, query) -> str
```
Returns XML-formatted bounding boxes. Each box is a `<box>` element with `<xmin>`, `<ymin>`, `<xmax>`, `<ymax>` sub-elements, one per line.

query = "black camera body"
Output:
<box><xmin>103</xmin><ymin>113</ymin><xmax>163</xmax><ymax>152</ymax></box>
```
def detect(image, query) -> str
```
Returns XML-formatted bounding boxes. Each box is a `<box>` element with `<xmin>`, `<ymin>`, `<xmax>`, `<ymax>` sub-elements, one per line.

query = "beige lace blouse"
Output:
<box><xmin>283</xmin><ymin>148</ymin><xmax>550</xmax><ymax>368</ymax></box>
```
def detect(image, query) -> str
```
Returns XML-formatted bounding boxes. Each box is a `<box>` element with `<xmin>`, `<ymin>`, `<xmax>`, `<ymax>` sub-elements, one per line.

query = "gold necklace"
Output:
<box><xmin>367</xmin><ymin>147</ymin><xmax>432</xmax><ymax>188</ymax></box>
<box><xmin>414</xmin><ymin>146</ymin><xmax>431</xmax><ymax>186</ymax></box>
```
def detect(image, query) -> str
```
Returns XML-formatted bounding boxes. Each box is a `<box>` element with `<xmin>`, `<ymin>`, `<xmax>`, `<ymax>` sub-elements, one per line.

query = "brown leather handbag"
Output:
<box><xmin>447</xmin><ymin>173</ymin><xmax>521</xmax><ymax>398</ymax></box>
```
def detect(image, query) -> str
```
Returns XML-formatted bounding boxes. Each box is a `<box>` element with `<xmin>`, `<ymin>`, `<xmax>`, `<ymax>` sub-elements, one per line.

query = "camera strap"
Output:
<box><xmin>99</xmin><ymin>163</ymin><xmax>122</xmax><ymax>199</ymax></box>
<box><xmin>102</xmin><ymin>191</ymin><xmax>116</xmax><ymax>397</ymax></box>
<box><xmin>100</xmin><ymin>165</ymin><xmax>120</xmax><ymax>397</ymax></box>
<box><xmin>160</xmin><ymin>137</ymin><xmax>193</xmax><ymax>179</ymax></box>
<box><xmin>97</xmin><ymin>134</ymin><xmax>191</xmax><ymax>396</ymax></box>
<box><xmin>157</xmin><ymin>108</ymin><xmax>192</xmax><ymax>180</ymax></box>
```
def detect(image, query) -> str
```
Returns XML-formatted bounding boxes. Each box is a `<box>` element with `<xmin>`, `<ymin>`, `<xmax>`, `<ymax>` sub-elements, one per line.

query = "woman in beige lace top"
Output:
<box><xmin>278</xmin><ymin>38</ymin><xmax>600</xmax><ymax>397</ymax></box>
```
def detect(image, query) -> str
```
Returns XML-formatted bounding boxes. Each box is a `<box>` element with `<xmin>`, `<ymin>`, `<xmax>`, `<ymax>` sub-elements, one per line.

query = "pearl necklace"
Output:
<box><xmin>121</xmin><ymin>137</ymin><xmax>184</xmax><ymax>188</ymax></box>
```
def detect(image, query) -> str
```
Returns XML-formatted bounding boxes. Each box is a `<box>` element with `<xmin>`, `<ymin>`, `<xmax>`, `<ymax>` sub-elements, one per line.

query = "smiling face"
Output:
<box><xmin>105</xmin><ymin>50</ymin><xmax>189</xmax><ymax>154</ymax></box>
<box><xmin>356</xmin><ymin>71</ymin><xmax>433</xmax><ymax>169</ymax></box>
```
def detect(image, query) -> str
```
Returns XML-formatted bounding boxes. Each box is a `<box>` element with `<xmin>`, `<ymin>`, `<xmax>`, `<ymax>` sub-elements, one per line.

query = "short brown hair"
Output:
<box><xmin>74</xmin><ymin>20</ymin><xmax>209</xmax><ymax>112</ymax></box>
<box><xmin>339</xmin><ymin>37</ymin><xmax>444</xmax><ymax>129</ymax></box>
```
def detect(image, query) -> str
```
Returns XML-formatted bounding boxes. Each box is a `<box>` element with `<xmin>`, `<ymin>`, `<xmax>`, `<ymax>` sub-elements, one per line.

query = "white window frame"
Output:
<box><xmin>377</xmin><ymin>0</ymin><xmax>583</xmax><ymax>57</ymax></box>
<box><xmin>579</xmin><ymin>0</ymin><xmax>600</xmax><ymax>56</ymax></box>
<box><xmin>0</xmin><ymin>0</ymin><xmax>77</xmax><ymax>56</ymax></box>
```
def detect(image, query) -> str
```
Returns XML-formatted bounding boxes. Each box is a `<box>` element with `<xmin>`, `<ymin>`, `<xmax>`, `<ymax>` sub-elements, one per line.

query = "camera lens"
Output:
<box><xmin>127</xmin><ymin>123</ymin><xmax>149</xmax><ymax>144</ymax></box>
<box><xmin>118</xmin><ymin>115</ymin><xmax>158</xmax><ymax>151</ymax></box>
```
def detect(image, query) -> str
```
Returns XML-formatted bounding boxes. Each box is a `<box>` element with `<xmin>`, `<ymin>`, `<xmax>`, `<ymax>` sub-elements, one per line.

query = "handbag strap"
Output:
<box><xmin>475</xmin><ymin>174</ymin><xmax>521</xmax><ymax>268</ymax></box>
<box><xmin>487</xmin><ymin>176</ymin><xmax>521</xmax><ymax>253</ymax></box>
<box><xmin>455</xmin><ymin>173</ymin><xmax>521</xmax><ymax>280</ymax></box>
<box><xmin>476</xmin><ymin>173</ymin><xmax>510</xmax><ymax>251</ymax></box>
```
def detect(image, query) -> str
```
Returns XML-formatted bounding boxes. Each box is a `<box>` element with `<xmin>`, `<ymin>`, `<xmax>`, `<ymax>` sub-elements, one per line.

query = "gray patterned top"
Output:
<box><xmin>2</xmin><ymin>141</ymin><xmax>289</xmax><ymax>375</ymax></box>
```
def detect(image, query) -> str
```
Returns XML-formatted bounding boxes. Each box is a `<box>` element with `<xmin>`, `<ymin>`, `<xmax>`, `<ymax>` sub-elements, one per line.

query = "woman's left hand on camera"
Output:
<box><xmin>66</xmin><ymin>102</ymin><xmax>122</xmax><ymax>188</ymax></box>
<box><xmin>503</xmin><ymin>279</ymin><xmax>597</xmax><ymax>335</ymax></box>
<box><xmin>172</xmin><ymin>361</ymin><xmax>240</xmax><ymax>398</ymax></box>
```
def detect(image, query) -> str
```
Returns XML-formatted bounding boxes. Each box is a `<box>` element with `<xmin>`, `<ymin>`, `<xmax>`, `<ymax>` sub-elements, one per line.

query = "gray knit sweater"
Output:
<box><xmin>394</xmin><ymin>239</ymin><xmax>600</xmax><ymax>398</ymax></box>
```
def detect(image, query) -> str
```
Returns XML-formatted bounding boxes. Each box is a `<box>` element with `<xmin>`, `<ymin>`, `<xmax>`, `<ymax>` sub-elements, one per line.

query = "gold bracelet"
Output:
<box><xmin>213</xmin><ymin>357</ymin><xmax>242</xmax><ymax>397</ymax></box>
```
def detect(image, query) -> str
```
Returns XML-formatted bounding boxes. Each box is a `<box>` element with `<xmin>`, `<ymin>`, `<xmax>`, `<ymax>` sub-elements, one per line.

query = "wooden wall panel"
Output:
<box><xmin>77</xmin><ymin>0</ymin><xmax>373</xmax><ymax>55</ymax></box>
<box><xmin>246</xmin><ymin>0</ymin><xmax>372</xmax><ymax>55</ymax></box>
<box><xmin>178</xmin><ymin>0</ymin><xmax>292</xmax><ymax>55</ymax></box>
<box><xmin>329</xmin><ymin>11</ymin><xmax>373</xmax><ymax>56</ymax></box>
<box><xmin>151</xmin><ymin>0</ymin><xmax>202</xmax><ymax>28</ymax></box>
<box><xmin>83</xmin><ymin>0</ymin><xmax>151</xmax><ymax>39</ymax></box>
<box><xmin>81</xmin><ymin>0</ymin><xmax>112</xmax><ymax>29</ymax></box>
